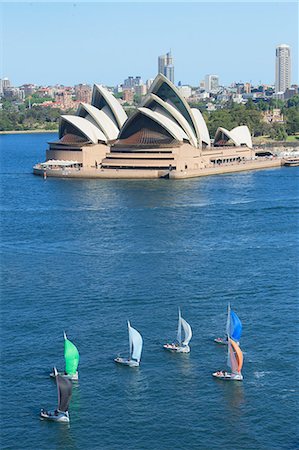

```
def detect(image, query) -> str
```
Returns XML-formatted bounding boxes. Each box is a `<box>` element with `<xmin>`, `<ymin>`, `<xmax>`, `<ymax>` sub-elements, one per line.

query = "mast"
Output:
<box><xmin>128</xmin><ymin>321</ymin><xmax>133</xmax><ymax>359</ymax></box>
<box><xmin>177</xmin><ymin>308</ymin><xmax>182</xmax><ymax>345</ymax></box>
<box><xmin>226</xmin><ymin>302</ymin><xmax>231</xmax><ymax>338</ymax></box>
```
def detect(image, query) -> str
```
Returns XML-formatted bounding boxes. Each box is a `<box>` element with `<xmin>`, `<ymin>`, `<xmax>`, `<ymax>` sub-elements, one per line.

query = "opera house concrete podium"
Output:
<box><xmin>33</xmin><ymin>74</ymin><xmax>282</xmax><ymax>179</ymax></box>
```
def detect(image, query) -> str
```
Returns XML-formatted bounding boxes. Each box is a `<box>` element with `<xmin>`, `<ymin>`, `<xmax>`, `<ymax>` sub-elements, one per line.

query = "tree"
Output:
<box><xmin>269</xmin><ymin>123</ymin><xmax>288</xmax><ymax>141</ymax></box>
<box><xmin>287</xmin><ymin>95</ymin><xmax>299</xmax><ymax>108</ymax></box>
<box><xmin>285</xmin><ymin>107</ymin><xmax>299</xmax><ymax>135</ymax></box>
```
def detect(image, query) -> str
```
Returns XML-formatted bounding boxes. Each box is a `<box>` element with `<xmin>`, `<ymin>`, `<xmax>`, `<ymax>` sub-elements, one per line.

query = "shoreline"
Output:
<box><xmin>0</xmin><ymin>129</ymin><xmax>58</xmax><ymax>135</ymax></box>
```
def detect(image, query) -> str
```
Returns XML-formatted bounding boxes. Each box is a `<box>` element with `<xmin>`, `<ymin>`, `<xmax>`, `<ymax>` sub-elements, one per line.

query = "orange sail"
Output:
<box><xmin>229</xmin><ymin>338</ymin><xmax>243</xmax><ymax>373</ymax></box>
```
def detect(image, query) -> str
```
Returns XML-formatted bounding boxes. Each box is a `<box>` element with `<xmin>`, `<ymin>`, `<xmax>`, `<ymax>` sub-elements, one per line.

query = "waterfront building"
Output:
<box><xmin>204</xmin><ymin>75</ymin><xmax>219</xmax><ymax>93</ymax></box>
<box><xmin>158</xmin><ymin>51</ymin><xmax>174</xmax><ymax>83</ymax></box>
<box><xmin>41</xmin><ymin>84</ymin><xmax>127</xmax><ymax>170</ymax></box>
<box><xmin>214</xmin><ymin>126</ymin><xmax>252</xmax><ymax>148</ymax></box>
<box><xmin>275</xmin><ymin>44</ymin><xmax>291</xmax><ymax>93</ymax></box>
<box><xmin>34</xmin><ymin>74</ymin><xmax>263</xmax><ymax>179</ymax></box>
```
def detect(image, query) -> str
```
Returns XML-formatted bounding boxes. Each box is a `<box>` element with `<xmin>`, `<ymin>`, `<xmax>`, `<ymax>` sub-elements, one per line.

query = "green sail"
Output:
<box><xmin>64</xmin><ymin>337</ymin><xmax>79</xmax><ymax>375</ymax></box>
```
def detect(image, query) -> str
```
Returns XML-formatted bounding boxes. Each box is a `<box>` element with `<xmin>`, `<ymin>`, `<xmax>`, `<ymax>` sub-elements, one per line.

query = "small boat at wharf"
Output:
<box><xmin>40</xmin><ymin>367</ymin><xmax>72</xmax><ymax>422</ymax></box>
<box><xmin>50</xmin><ymin>332</ymin><xmax>79</xmax><ymax>381</ymax></box>
<box><xmin>114</xmin><ymin>321</ymin><xmax>143</xmax><ymax>367</ymax></box>
<box><xmin>284</xmin><ymin>157</ymin><xmax>299</xmax><ymax>167</ymax></box>
<box><xmin>163</xmin><ymin>308</ymin><xmax>192</xmax><ymax>353</ymax></box>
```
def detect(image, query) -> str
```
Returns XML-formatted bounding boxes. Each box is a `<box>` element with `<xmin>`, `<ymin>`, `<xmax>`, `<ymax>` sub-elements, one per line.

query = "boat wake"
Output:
<box><xmin>253</xmin><ymin>371</ymin><xmax>271</xmax><ymax>379</ymax></box>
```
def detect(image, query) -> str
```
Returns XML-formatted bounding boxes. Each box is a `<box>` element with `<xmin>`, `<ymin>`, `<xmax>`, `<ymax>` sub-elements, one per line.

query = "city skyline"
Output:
<box><xmin>1</xmin><ymin>2</ymin><xmax>298</xmax><ymax>87</ymax></box>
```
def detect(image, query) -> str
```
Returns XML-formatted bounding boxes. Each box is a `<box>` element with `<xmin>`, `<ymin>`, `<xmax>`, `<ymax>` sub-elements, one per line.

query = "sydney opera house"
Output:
<box><xmin>34</xmin><ymin>74</ymin><xmax>280</xmax><ymax>179</ymax></box>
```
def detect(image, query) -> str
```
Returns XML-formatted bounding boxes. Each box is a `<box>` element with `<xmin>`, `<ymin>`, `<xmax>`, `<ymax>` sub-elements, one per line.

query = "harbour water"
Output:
<box><xmin>1</xmin><ymin>133</ymin><xmax>298</xmax><ymax>450</ymax></box>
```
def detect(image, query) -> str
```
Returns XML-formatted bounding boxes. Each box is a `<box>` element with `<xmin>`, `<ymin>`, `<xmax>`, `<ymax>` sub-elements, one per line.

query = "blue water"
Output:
<box><xmin>1</xmin><ymin>133</ymin><xmax>298</xmax><ymax>450</ymax></box>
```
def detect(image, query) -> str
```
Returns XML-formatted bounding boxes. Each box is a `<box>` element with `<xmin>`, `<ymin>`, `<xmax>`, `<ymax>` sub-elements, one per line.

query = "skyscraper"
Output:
<box><xmin>275</xmin><ymin>44</ymin><xmax>291</xmax><ymax>93</ymax></box>
<box><xmin>158</xmin><ymin>51</ymin><xmax>174</xmax><ymax>84</ymax></box>
<box><xmin>204</xmin><ymin>74</ymin><xmax>219</xmax><ymax>93</ymax></box>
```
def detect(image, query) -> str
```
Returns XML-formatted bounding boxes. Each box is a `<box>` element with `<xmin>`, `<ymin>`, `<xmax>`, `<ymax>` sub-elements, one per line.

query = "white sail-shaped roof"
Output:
<box><xmin>59</xmin><ymin>115</ymin><xmax>107</xmax><ymax>144</ymax></box>
<box><xmin>191</xmin><ymin>108</ymin><xmax>211</xmax><ymax>147</ymax></box>
<box><xmin>77</xmin><ymin>103</ymin><xmax>119</xmax><ymax>140</ymax></box>
<box><xmin>142</xmin><ymin>94</ymin><xmax>198</xmax><ymax>147</ymax></box>
<box><xmin>92</xmin><ymin>84</ymin><xmax>127</xmax><ymax>129</ymax></box>
<box><xmin>148</xmin><ymin>74</ymin><xmax>202</xmax><ymax>147</ymax></box>
<box><xmin>214</xmin><ymin>125</ymin><xmax>252</xmax><ymax>148</ymax></box>
<box><xmin>138</xmin><ymin>107</ymin><xmax>188</xmax><ymax>141</ymax></box>
<box><xmin>230</xmin><ymin>126</ymin><xmax>252</xmax><ymax>148</ymax></box>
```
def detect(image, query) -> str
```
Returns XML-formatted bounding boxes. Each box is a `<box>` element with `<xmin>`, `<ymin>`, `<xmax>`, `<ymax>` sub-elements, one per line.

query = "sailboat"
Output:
<box><xmin>50</xmin><ymin>332</ymin><xmax>79</xmax><ymax>381</ymax></box>
<box><xmin>213</xmin><ymin>338</ymin><xmax>244</xmax><ymax>381</ymax></box>
<box><xmin>40</xmin><ymin>367</ymin><xmax>72</xmax><ymax>422</ymax></box>
<box><xmin>114</xmin><ymin>321</ymin><xmax>143</xmax><ymax>367</ymax></box>
<box><xmin>214</xmin><ymin>303</ymin><xmax>242</xmax><ymax>345</ymax></box>
<box><xmin>163</xmin><ymin>308</ymin><xmax>192</xmax><ymax>353</ymax></box>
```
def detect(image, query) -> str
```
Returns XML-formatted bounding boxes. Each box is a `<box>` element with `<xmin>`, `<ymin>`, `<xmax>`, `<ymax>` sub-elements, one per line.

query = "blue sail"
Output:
<box><xmin>230</xmin><ymin>311</ymin><xmax>242</xmax><ymax>342</ymax></box>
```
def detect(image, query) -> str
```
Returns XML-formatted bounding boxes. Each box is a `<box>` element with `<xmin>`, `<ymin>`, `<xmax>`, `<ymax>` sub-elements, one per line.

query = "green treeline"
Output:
<box><xmin>196</xmin><ymin>96</ymin><xmax>299</xmax><ymax>140</ymax></box>
<box><xmin>0</xmin><ymin>95</ymin><xmax>299</xmax><ymax>140</ymax></box>
<box><xmin>0</xmin><ymin>101</ymin><xmax>71</xmax><ymax>131</ymax></box>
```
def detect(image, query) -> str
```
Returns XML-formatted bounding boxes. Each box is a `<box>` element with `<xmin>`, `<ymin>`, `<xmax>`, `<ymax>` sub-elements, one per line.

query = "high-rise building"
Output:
<box><xmin>275</xmin><ymin>44</ymin><xmax>291</xmax><ymax>93</ymax></box>
<box><xmin>158</xmin><ymin>51</ymin><xmax>174</xmax><ymax>83</ymax></box>
<box><xmin>0</xmin><ymin>77</ymin><xmax>11</xmax><ymax>96</ymax></box>
<box><xmin>123</xmin><ymin>76</ymin><xmax>142</xmax><ymax>89</ymax></box>
<box><xmin>204</xmin><ymin>75</ymin><xmax>219</xmax><ymax>93</ymax></box>
<box><xmin>164</xmin><ymin>64</ymin><xmax>174</xmax><ymax>84</ymax></box>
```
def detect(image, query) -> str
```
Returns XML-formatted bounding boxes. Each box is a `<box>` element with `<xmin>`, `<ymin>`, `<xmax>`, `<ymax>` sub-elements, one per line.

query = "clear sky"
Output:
<box><xmin>1</xmin><ymin>1</ymin><xmax>298</xmax><ymax>87</ymax></box>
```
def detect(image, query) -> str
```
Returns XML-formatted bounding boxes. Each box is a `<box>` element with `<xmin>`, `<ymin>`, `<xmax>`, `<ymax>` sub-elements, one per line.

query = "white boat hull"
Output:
<box><xmin>40</xmin><ymin>409</ymin><xmax>70</xmax><ymax>422</ymax></box>
<box><xmin>114</xmin><ymin>357</ymin><xmax>139</xmax><ymax>367</ymax></box>
<box><xmin>214</xmin><ymin>337</ymin><xmax>228</xmax><ymax>345</ymax></box>
<box><xmin>163</xmin><ymin>343</ymin><xmax>190</xmax><ymax>353</ymax></box>
<box><xmin>50</xmin><ymin>370</ymin><xmax>78</xmax><ymax>381</ymax></box>
<box><xmin>212</xmin><ymin>371</ymin><xmax>243</xmax><ymax>381</ymax></box>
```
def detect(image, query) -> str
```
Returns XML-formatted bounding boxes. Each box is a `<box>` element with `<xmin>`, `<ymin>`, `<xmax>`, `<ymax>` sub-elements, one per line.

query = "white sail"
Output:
<box><xmin>128</xmin><ymin>323</ymin><xmax>143</xmax><ymax>363</ymax></box>
<box><xmin>181</xmin><ymin>317</ymin><xmax>192</xmax><ymax>346</ymax></box>
<box><xmin>177</xmin><ymin>308</ymin><xmax>182</xmax><ymax>344</ymax></box>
